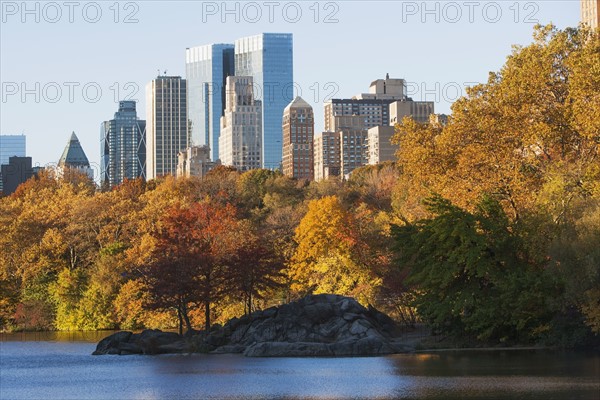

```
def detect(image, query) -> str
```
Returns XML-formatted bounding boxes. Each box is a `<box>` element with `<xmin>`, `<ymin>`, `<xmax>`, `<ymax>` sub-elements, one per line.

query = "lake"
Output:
<box><xmin>1</xmin><ymin>332</ymin><xmax>599</xmax><ymax>400</ymax></box>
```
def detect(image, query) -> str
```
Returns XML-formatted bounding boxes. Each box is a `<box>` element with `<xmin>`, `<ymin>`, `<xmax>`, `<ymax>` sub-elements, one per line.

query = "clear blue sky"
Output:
<box><xmin>0</xmin><ymin>1</ymin><xmax>580</xmax><ymax>178</ymax></box>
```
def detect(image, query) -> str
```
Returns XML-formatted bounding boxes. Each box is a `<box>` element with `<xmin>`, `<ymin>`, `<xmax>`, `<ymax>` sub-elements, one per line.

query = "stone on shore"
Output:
<box><xmin>93</xmin><ymin>294</ymin><xmax>412</xmax><ymax>357</ymax></box>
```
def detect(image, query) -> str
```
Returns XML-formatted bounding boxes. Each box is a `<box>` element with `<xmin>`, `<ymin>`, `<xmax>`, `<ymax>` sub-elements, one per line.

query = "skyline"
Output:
<box><xmin>1</xmin><ymin>1</ymin><xmax>580</xmax><ymax>178</ymax></box>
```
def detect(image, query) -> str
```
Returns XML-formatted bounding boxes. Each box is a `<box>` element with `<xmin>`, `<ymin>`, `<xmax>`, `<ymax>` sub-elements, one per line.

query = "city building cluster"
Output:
<box><xmin>2</xmin><ymin>0</ymin><xmax>596</xmax><ymax>194</ymax></box>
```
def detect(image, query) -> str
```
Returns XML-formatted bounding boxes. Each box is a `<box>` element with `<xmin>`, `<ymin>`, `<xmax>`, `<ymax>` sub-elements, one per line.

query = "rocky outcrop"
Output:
<box><xmin>92</xmin><ymin>329</ymin><xmax>185</xmax><ymax>355</ymax></box>
<box><xmin>93</xmin><ymin>294</ymin><xmax>413</xmax><ymax>357</ymax></box>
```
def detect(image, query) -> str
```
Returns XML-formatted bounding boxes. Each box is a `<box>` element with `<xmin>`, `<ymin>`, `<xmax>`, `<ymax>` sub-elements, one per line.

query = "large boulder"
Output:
<box><xmin>93</xmin><ymin>294</ymin><xmax>413</xmax><ymax>357</ymax></box>
<box><xmin>93</xmin><ymin>329</ymin><xmax>185</xmax><ymax>355</ymax></box>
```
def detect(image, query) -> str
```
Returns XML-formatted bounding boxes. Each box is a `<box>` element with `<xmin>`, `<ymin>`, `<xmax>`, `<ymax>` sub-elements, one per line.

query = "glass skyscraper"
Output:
<box><xmin>100</xmin><ymin>101</ymin><xmax>146</xmax><ymax>187</ymax></box>
<box><xmin>235</xmin><ymin>33</ymin><xmax>294</xmax><ymax>170</ymax></box>
<box><xmin>0</xmin><ymin>135</ymin><xmax>26</xmax><ymax>165</ymax></box>
<box><xmin>0</xmin><ymin>135</ymin><xmax>26</xmax><ymax>193</ymax></box>
<box><xmin>186</xmin><ymin>44</ymin><xmax>234</xmax><ymax>161</ymax></box>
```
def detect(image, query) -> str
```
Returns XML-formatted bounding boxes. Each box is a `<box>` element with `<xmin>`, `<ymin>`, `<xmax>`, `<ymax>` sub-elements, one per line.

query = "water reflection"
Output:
<box><xmin>1</xmin><ymin>338</ymin><xmax>599</xmax><ymax>400</ymax></box>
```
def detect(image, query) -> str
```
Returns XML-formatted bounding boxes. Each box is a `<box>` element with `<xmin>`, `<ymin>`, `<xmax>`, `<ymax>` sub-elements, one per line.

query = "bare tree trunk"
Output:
<box><xmin>177</xmin><ymin>306</ymin><xmax>183</xmax><ymax>336</ymax></box>
<box><xmin>181</xmin><ymin>302</ymin><xmax>193</xmax><ymax>334</ymax></box>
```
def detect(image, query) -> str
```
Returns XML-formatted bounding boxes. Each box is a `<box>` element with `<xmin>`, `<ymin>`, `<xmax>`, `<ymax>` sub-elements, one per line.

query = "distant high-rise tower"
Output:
<box><xmin>186</xmin><ymin>44</ymin><xmax>235</xmax><ymax>161</ymax></box>
<box><xmin>581</xmin><ymin>0</ymin><xmax>600</xmax><ymax>29</ymax></box>
<box><xmin>282</xmin><ymin>97</ymin><xmax>314</xmax><ymax>180</ymax></box>
<box><xmin>101</xmin><ymin>101</ymin><xmax>146</xmax><ymax>187</ymax></box>
<box><xmin>1</xmin><ymin>156</ymin><xmax>32</xmax><ymax>195</ymax></box>
<box><xmin>0</xmin><ymin>135</ymin><xmax>26</xmax><ymax>192</ymax></box>
<box><xmin>235</xmin><ymin>33</ymin><xmax>293</xmax><ymax>170</ymax></box>
<box><xmin>146</xmin><ymin>76</ymin><xmax>188</xmax><ymax>180</ymax></box>
<box><xmin>57</xmin><ymin>132</ymin><xmax>94</xmax><ymax>179</ymax></box>
<box><xmin>219</xmin><ymin>76</ymin><xmax>262</xmax><ymax>171</ymax></box>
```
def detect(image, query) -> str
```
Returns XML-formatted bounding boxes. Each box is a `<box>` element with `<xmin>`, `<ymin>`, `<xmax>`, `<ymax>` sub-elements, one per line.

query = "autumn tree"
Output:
<box><xmin>290</xmin><ymin>196</ymin><xmax>381</xmax><ymax>304</ymax></box>
<box><xmin>140</xmin><ymin>201</ymin><xmax>240</xmax><ymax>333</ymax></box>
<box><xmin>228</xmin><ymin>224</ymin><xmax>284</xmax><ymax>314</ymax></box>
<box><xmin>393</xmin><ymin>25</ymin><xmax>599</xmax><ymax>222</ymax></box>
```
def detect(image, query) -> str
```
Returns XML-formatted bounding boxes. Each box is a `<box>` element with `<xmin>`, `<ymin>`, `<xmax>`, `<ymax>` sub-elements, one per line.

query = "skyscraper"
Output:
<box><xmin>0</xmin><ymin>135</ymin><xmax>26</xmax><ymax>165</ymax></box>
<box><xmin>282</xmin><ymin>96</ymin><xmax>314</xmax><ymax>180</ymax></box>
<box><xmin>146</xmin><ymin>76</ymin><xmax>188</xmax><ymax>180</ymax></box>
<box><xmin>186</xmin><ymin>44</ymin><xmax>235</xmax><ymax>161</ymax></box>
<box><xmin>235</xmin><ymin>33</ymin><xmax>293</xmax><ymax>170</ymax></box>
<box><xmin>101</xmin><ymin>101</ymin><xmax>146</xmax><ymax>187</ymax></box>
<box><xmin>313</xmin><ymin>131</ymin><xmax>340</xmax><ymax>182</ymax></box>
<box><xmin>219</xmin><ymin>76</ymin><xmax>262</xmax><ymax>171</ymax></box>
<box><xmin>1</xmin><ymin>156</ymin><xmax>32</xmax><ymax>195</ymax></box>
<box><xmin>581</xmin><ymin>0</ymin><xmax>600</xmax><ymax>29</ymax></box>
<box><xmin>57</xmin><ymin>132</ymin><xmax>94</xmax><ymax>179</ymax></box>
<box><xmin>0</xmin><ymin>135</ymin><xmax>26</xmax><ymax>192</ymax></box>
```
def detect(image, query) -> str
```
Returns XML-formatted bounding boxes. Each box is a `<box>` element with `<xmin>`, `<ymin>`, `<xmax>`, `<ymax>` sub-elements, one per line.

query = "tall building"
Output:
<box><xmin>176</xmin><ymin>145</ymin><xmax>218</xmax><ymax>178</ymax></box>
<box><xmin>0</xmin><ymin>135</ymin><xmax>26</xmax><ymax>165</ymax></box>
<box><xmin>57</xmin><ymin>132</ymin><xmax>94</xmax><ymax>179</ymax></box>
<box><xmin>1</xmin><ymin>156</ymin><xmax>32</xmax><ymax>195</ymax></box>
<box><xmin>367</xmin><ymin>126</ymin><xmax>397</xmax><ymax>165</ymax></box>
<box><xmin>323</xmin><ymin>76</ymin><xmax>434</xmax><ymax>172</ymax></box>
<box><xmin>336</xmin><ymin>116</ymin><xmax>368</xmax><ymax>178</ymax></box>
<box><xmin>313</xmin><ymin>131</ymin><xmax>340</xmax><ymax>182</ymax></box>
<box><xmin>325</xmin><ymin>75</ymin><xmax>407</xmax><ymax>132</ymax></box>
<box><xmin>581</xmin><ymin>0</ymin><xmax>600</xmax><ymax>29</ymax></box>
<box><xmin>235</xmin><ymin>33</ymin><xmax>293</xmax><ymax>169</ymax></box>
<box><xmin>0</xmin><ymin>135</ymin><xmax>26</xmax><ymax>192</ymax></box>
<box><xmin>146</xmin><ymin>76</ymin><xmax>188</xmax><ymax>180</ymax></box>
<box><xmin>315</xmin><ymin>116</ymin><xmax>368</xmax><ymax>182</ymax></box>
<box><xmin>186</xmin><ymin>44</ymin><xmax>235</xmax><ymax>161</ymax></box>
<box><xmin>282</xmin><ymin>96</ymin><xmax>314</xmax><ymax>180</ymax></box>
<box><xmin>100</xmin><ymin>101</ymin><xmax>146</xmax><ymax>187</ymax></box>
<box><xmin>218</xmin><ymin>76</ymin><xmax>263</xmax><ymax>171</ymax></box>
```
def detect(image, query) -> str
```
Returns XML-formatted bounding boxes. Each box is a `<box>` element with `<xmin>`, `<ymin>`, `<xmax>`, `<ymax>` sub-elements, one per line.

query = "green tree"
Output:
<box><xmin>393</xmin><ymin>195</ymin><xmax>559</xmax><ymax>342</ymax></box>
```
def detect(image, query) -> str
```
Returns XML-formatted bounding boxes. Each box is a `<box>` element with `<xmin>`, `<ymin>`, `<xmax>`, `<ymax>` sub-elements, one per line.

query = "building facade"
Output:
<box><xmin>325</xmin><ymin>75</ymin><xmax>407</xmax><ymax>132</ymax></box>
<box><xmin>57</xmin><ymin>132</ymin><xmax>94</xmax><ymax>179</ymax></box>
<box><xmin>367</xmin><ymin>126</ymin><xmax>397</xmax><ymax>165</ymax></box>
<box><xmin>100</xmin><ymin>101</ymin><xmax>146</xmax><ymax>187</ymax></box>
<box><xmin>235</xmin><ymin>33</ymin><xmax>294</xmax><ymax>170</ymax></box>
<box><xmin>218</xmin><ymin>76</ymin><xmax>263</xmax><ymax>171</ymax></box>
<box><xmin>0</xmin><ymin>135</ymin><xmax>26</xmax><ymax>192</ymax></box>
<box><xmin>282</xmin><ymin>96</ymin><xmax>314</xmax><ymax>180</ymax></box>
<box><xmin>146</xmin><ymin>76</ymin><xmax>188</xmax><ymax>180</ymax></box>
<box><xmin>336</xmin><ymin>116</ymin><xmax>368</xmax><ymax>178</ymax></box>
<box><xmin>176</xmin><ymin>145</ymin><xmax>218</xmax><ymax>178</ymax></box>
<box><xmin>389</xmin><ymin>100</ymin><xmax>434</xmax><ymax>125</ymax></box>
<box><xmin>313</xmin><ymin>131</ymin><xmax>340</xmax><ymax>182</ymax></box>
<box><xmin>186</xmin><ymin>44</ymin><xmax>235</xmax><ymax>161</ymax></box>
<box><xmin>324</xmin><ymin>99</ymin><xmax>394</xmax><ymax>132</ymax></box>
<box><xmin>1</xmin><ymin>156</ymin><xmax>32</xmax><ymax>195</ymax></box>
<box><xmin>581</xmin><ymin>0</ymin><xmax>600</xmax><ymax>29</ymax></box>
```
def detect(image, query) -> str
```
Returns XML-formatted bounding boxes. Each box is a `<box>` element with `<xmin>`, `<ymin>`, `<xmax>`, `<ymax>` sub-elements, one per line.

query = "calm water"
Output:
<box><xmin>1</xmin><ymin>332</ymin><xmax>599</xmax><ymax>400</ymax></box>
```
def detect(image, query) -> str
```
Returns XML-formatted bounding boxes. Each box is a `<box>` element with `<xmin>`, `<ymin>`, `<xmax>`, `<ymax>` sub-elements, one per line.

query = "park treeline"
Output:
<box><xmin>0</xmin><ymin>25</ymin><xmax>598</xmax><ymax>346</ymax></box>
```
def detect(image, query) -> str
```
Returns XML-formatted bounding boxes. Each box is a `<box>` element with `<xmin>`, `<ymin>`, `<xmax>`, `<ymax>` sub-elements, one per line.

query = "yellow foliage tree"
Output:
<box><xmin>290</xmin><ymin>196</ymin><xmax>380</xmax><ymax>303</ymax></box>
